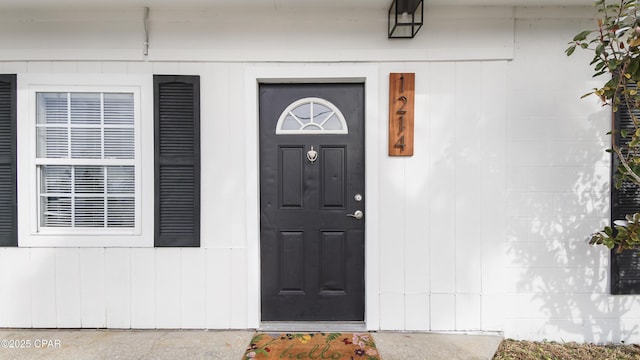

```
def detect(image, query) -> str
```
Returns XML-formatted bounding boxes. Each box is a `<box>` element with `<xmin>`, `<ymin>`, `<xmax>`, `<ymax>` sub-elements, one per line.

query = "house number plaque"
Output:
<box><xmin>388</xmin><ymin>73</ymin><xmax>415</xmax><ymax>156</ymax></box>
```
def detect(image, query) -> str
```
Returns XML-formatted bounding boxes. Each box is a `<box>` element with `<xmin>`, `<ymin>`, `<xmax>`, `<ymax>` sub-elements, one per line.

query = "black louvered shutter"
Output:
<box><xmin>611</xmin><ymin>88</ymin><xmax>640</xmax><ymax>294</ymax></box>
<box><xmin>0</xmin><ymin>75</ymin><xmax>16</xmax><ymax>247</ymax></box>
<box><xmin>154</xmin><ymin>75</ymin><xmax>200</xmax><ymax>247</ymax></box>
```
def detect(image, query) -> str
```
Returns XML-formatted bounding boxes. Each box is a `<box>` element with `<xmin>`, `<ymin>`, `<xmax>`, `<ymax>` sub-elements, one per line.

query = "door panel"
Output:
<box><xmin>259</xmin><ymin>83</ymin><xmax>365</xmax><ymax>321</ymax></box>
<box><xmin>279</xmin><ymin>231</ymin><xmax>304</xmax><ymax>293</ymax></box>
<box><xmin>280</xmin><ymin>147</ymin><xmax>304</xmax><ymax>208</ymax></box>
<box><xmin>320</xmin><ymin>231</ymin><xmax>346</xmax><ymax>292</ymax></box>
<box><xmin>321</xmin><ymin>147</ymin><xmax>346</xmax><ymax>208</ymax></box>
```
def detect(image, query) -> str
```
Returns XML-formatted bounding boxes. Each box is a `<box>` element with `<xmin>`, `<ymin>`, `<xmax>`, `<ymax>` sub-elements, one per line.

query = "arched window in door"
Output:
<box><xmin>275</xmin><ymin>97</ymin><xmax>348</xmax><ymax>135</ymax></box>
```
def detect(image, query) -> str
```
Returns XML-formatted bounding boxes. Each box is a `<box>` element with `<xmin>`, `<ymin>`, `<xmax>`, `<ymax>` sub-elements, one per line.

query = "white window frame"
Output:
<box><xmin>18</xmin><ymin>74</ymin><xmax>154</xmax><ymax>247</ymax></box>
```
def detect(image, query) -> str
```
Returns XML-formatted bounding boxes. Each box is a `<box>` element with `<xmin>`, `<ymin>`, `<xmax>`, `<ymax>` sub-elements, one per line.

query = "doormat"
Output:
<box><xmin>242</xmin><ymin>332</ymin><xmax>380</xmax><ymax>359</ymax></box>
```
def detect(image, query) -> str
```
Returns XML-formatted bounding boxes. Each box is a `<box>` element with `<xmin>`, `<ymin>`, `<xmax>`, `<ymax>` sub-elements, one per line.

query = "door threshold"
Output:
<box><xmin>260</xmin><ymin>321</ymin><xmax>366</xmax><ymax>332</ymax></box>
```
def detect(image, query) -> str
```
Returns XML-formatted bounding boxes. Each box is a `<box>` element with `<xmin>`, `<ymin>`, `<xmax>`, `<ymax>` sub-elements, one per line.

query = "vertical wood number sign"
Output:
<box><xmin>389</xmin><ymin>73</ymin><xmax>415</xmax><ymax>156</ymax></box>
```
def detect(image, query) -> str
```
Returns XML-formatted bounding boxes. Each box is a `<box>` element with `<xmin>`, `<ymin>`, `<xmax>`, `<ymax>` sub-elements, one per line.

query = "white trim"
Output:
<box><xmin>17</xmin><ymin>74</ymin><xmax>154</xmax><ymax>247</ymax></box>
<box><xmin>149</xmin><ymin>48</ymin><xmax>514</xmax><ymax>63</ymax></box>
<box><xmin>244</xmin><ymin>64</ymin><xmax>380</xmax><ymax>330</ymax></box>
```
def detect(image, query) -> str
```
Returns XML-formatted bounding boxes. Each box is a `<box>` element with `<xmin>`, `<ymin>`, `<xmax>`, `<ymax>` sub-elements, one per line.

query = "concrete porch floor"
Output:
<box><xmin>0</xmin><ymin>329</ymin><xmax>503</xmax><ymax>360</ymax></box>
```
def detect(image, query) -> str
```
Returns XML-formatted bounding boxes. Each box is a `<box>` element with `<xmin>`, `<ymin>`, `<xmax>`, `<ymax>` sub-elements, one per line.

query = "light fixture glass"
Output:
<box><xmin>388</xmin><ymin>0</ymin><xmax>423</xmax><ymax>39</ymax></box>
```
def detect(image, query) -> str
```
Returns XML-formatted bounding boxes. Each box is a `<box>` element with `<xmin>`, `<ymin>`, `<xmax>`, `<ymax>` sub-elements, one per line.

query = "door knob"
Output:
<box><xmin>347</xmin><ymin>210</ymin><xmax>364</xmax><ymax>220</ymax></box>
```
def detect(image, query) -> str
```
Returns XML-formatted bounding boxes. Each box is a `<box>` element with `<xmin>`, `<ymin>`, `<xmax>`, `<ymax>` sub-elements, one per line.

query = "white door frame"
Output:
<box><xmin>244</xmin><ymin>64</ymin><xmax>381</xmax><ymax>330</ymax></box>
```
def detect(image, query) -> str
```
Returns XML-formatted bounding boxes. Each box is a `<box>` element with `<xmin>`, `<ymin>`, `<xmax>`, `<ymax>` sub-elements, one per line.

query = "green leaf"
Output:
<box><xmin>605</xmin><ymin>226</ymin><xmax>613</xmax><ymax>236</ymax></box>
<box><xmin>565</xmin><ymin>45</ymin><xmax>577</xmax><ymax>56</ymax></box>
<box><xmin>604</xmin><ymin>78</ymin><xmax>617</xmax><ymax>88</ymax></box>
<box><xmin>573</xmin><ymin>30</ymin><xmax>594</xmax><ymax>41</ymax></box>
<box><xmin>615</xmin><ymin>177</ymin><xmax>623</xmax><ymax>189</ymax></box>
<box><xmin>325</xmin><ymin>333</ymin><xmax>341</xmax><ymax>342</ymax></box>
<box><xmin>609</xmin><ymin>59</ymin><xmax>620</xmax><ymax>70</ymax></box>
<box><xmin>629</xmin><ymin>60</ymin><xmax>640</xmax><ymax>75</ymax></box>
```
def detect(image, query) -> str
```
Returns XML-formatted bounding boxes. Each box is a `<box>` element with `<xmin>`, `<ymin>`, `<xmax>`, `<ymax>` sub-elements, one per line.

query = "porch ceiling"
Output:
<box><xmin>0</xmin><ymin>0</ymin><xmax>592</xmax><ymax>8</ymax></box>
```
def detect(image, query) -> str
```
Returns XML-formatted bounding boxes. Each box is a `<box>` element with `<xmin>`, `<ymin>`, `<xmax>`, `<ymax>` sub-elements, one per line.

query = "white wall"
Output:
<box><xmin>503</xmin><ymin>8</ymin><xmax>640</xmax><ymax>343</ymax></box>
<box><xmin>0</xmin><ymin>4</ymin><xmax>638</xmax><ymax>344</ymax></box>
<box><xmin>0</xmin><ymin>60</ymin><xmax>253</xmax><ymax>329</ymax></box>
<box><xmin>374</xmin><ymin>60</ymin><xmax>508</xmax><ymax>332</ymax></box>
<box><xmin>0</xmin><ymin>247</ymin><xmax>249</xmax><ymax>329</ymax></box>
<box><xmin>0</xmin><ymin>6</ymin><xmax>514</xmax><ymax>62</ymax></box>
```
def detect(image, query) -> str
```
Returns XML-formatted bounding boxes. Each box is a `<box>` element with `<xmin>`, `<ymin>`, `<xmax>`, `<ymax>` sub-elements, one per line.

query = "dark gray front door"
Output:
<box><xmin>259</xmin><ymin>83</ymin><xmax>365</xmax><ymax>321</ymax></box>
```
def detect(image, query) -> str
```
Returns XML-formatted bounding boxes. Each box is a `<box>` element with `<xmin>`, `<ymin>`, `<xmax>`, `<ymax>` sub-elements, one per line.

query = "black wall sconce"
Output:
<box><xmin>388</xmin><ymin>0</ymin><xmax>423</xmax><ymax>38</ymax></box>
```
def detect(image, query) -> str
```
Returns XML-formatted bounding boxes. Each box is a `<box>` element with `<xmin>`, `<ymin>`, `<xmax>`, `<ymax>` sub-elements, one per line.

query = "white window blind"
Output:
<box><xmin>36</xmin><ymin>92</ymin><xmax>135</xmax><ymax>229</ymax></box>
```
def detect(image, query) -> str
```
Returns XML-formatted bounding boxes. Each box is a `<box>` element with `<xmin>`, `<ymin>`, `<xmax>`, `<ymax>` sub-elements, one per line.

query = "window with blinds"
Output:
<box><xmin>35</xmin><ymin>92</ymin><xmax>136</xmax><ymax>229</ymax></box>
